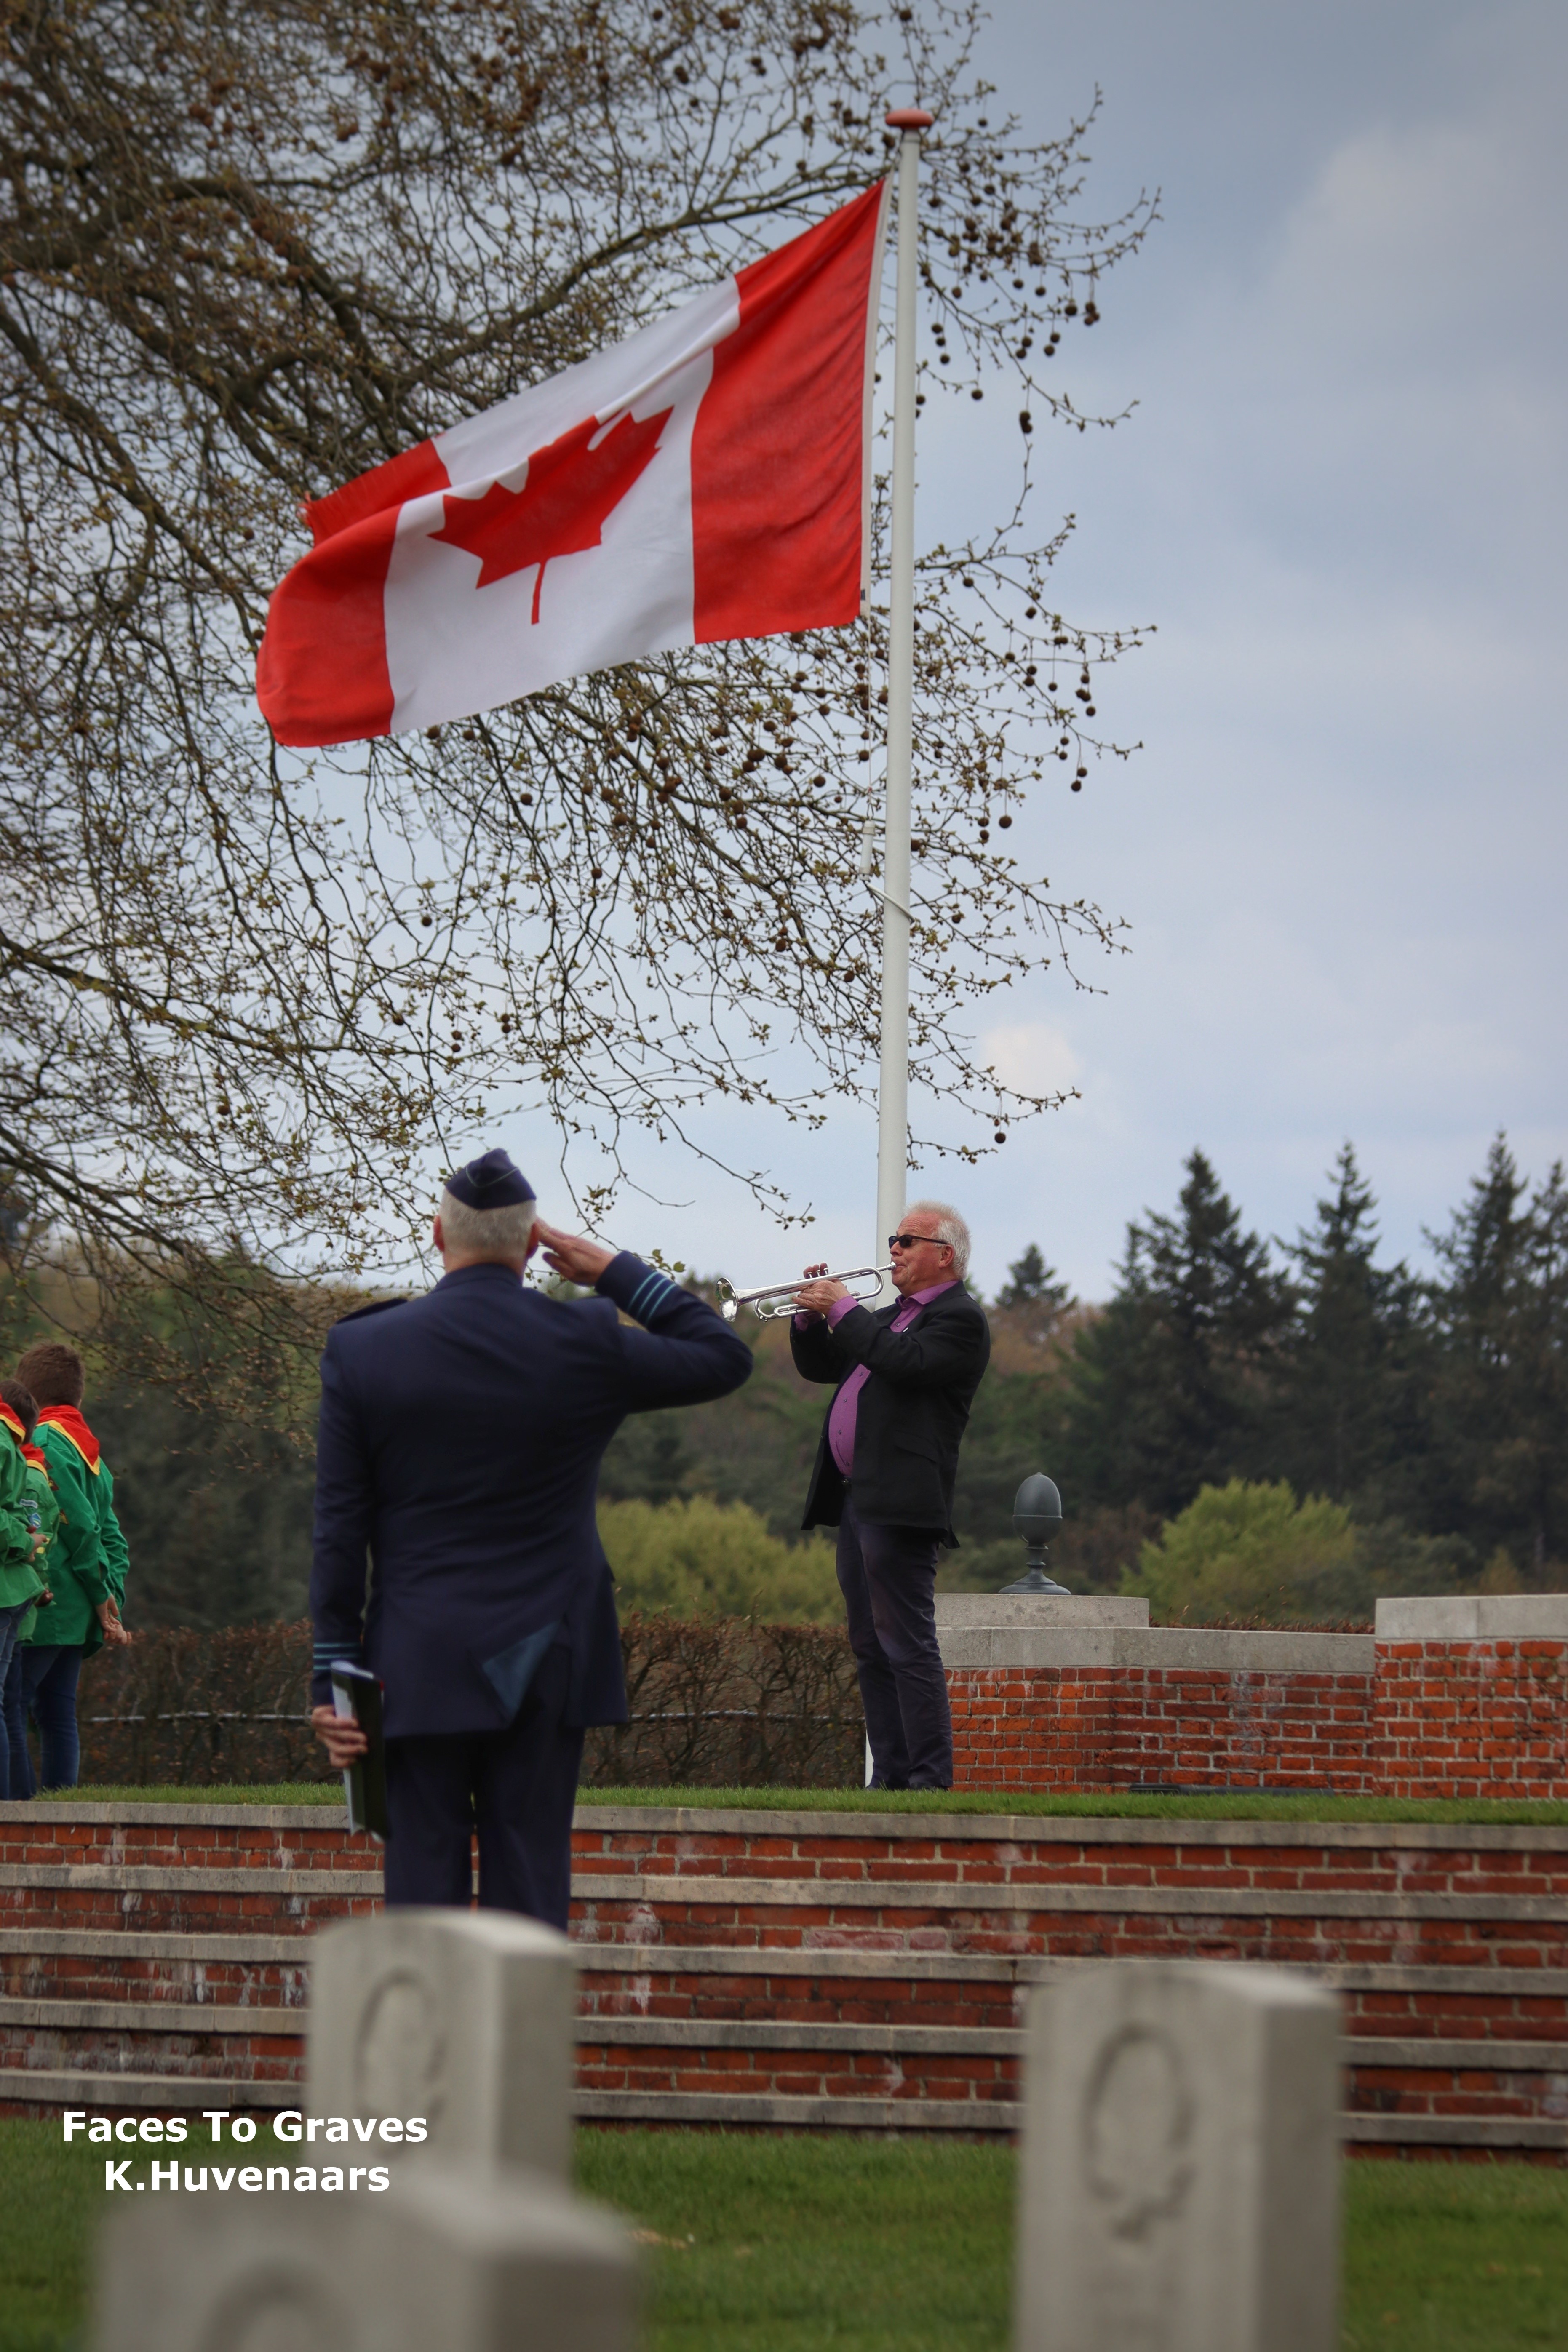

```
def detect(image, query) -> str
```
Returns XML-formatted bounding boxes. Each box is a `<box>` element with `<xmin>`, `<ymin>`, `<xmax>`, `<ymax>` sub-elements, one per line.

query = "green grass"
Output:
<box><xmin>1340</xmin><ymin>2161</ymin><xmax>1568</xmax><ymax>2351</ymax></box>
<box><xmin>2</xmin><ymin>2122</ymin><xmax>1565</xmax><ymax>2351</ymax></box>
<box><xmin>0</xmin><ymin>2119</ymin><xmax>102</xmax><ymax>2352</ymax></box>
<box><xmin>576</xmin><ymin>1786</ymin><xmax>1568</xmax><ymax>1826</ymax></box>
<box><xmin>39</xmin><ymin>1781</ymin><xmax>1568</xmax><ymax>1825</ymax></box>
<box><xmin>579</xmin><ymin>2128</ymin><xmax>1012</xmax><ymax>2351</ymax></box>
<box><xmin>580</xmin><ymin>2138</ymin><xmax>1568</xmax><ymax>2352</ymax></box>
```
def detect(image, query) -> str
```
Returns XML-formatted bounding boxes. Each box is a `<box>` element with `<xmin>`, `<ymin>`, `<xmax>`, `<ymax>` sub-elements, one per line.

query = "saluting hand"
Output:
<box><xmin>536</xmin><ymin>1222</ymin><xmax>616</xmax><ymax>1286</ymax></box>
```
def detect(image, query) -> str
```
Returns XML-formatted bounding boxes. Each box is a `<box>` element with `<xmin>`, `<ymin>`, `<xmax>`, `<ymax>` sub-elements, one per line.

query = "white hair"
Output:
<box><xmin>903</xmin><ymin>1199</ymin><xmax>971</xmax><ymax>1281</ymax></box>
<box><xmin>438</xmin><ymin>1185</ymin><xmax>538</xmax><ymax>1259</ymax></box>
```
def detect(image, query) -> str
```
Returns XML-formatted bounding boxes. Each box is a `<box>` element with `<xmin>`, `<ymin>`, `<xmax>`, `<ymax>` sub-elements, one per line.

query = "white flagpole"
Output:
<box><xmin>876</xmin><ymin>105</ymin><xmax>932</xmax><ymax>1300</ymax></box>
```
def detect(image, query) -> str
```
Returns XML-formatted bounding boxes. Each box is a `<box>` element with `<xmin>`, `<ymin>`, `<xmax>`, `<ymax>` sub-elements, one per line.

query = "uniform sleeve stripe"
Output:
<box><xmin>627</xmin><ymin>1271</ymin><xmax>675</xmax><ymax>1323</ymax></box>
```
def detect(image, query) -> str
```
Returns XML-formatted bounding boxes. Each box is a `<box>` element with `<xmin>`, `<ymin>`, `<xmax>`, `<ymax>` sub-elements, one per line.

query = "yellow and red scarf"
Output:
<box><xmin>0</xmin><ymin>1402</ymin><xmax>46</xmax><ymax>1472</ymax></box>
<box><xmin>35</xmin><ymin>1403</ymin><xmax>100</xmax><ymax>1474</ymax></box>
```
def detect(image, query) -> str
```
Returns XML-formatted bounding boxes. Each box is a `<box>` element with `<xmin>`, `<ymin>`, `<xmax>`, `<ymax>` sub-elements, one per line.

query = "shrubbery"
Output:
<box><xmin>1122</xmin><ymin>1479</ymin><xmax>1477</xmax><ymax>1626</ymax></box>
<box><xmin>597</xmin><ymin>1495</ymin><xmax>838</xmax><ymax>1623</ymax></box>
<box><xmin>72</xmin><ymin>1610</ymin><xmax>862</xmax><ymax>1789</ymax></box>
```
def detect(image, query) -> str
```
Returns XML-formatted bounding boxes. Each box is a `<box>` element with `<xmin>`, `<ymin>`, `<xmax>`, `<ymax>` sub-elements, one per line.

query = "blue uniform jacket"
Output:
<box><xmin>309</xmin><ymin>1252</ymin><xmax>753</xmax><ymax>1738</ymax></box>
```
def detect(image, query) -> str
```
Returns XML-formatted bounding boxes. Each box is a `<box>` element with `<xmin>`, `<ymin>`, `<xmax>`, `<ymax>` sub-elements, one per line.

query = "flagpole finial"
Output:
<box><xmin>885</xmin><ymin>107</ymin><xmax>934</xmax><ymax>131</ymax></box>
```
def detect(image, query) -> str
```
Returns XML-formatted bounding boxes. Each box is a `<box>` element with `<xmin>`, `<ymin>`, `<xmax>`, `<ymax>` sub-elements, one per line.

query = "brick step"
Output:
<box><xmin>4</xmin><ymin>1984</ymin><xmax>1563</xmax><ymax>2079</ymax></box>
<box><xmin>5</xmin><ymin>1989</ymin><xmax>1560</xmax><ymax>2082</ymax></box>
<box><xmin>0</xmin><ymin>1807</ymin><xmax>379</xmax><ymax>1871</ymax></box>
<box><xmin>571</xmin><ymin>1805</ymin><xmax>1568</xmax><ymax>1889</ymax></box>
<box><xmin>6</xmin><ymin>1971</ymin><xmax>1565</xmax><ymax>2145</ymax></box>
<box><xmin>0</xmin><ymin>1863</ymin><xmax>381</xmax><ymax>1936</ymax></box>
<box><xmin>569</xmin><ymin>1880</ymin><xmax>1568</xmax><ymax>1975</ymax></box>
<box><xmin>21</xmin><ymin>1933</ymin><xmax>1567</xmax><ymax>2047</ymax></box>
<box><xmin>4</xmin><ymin>1802</ymin><xmax>1566</xmax><ymax>2152</ymax></box>
<box><xmin>12</xmin><ymin>1858</ymin><xmax>1567</xmax><ymax>1968</ymax></box>
<box><xmin>577</xmin><ymin>1946</ymin><xmax>1568</xmax><ymax>2033</ymax></box>
<box><xmin>7</xmin><ymin>2071</ymin><xmax>1564</xmax><ymax>2149</ymax></box>
<box><xmin>13</xmin><ymin>1800</ymin><xmax>1568</xmax><ymax>1886</ymax></box>
<box><xmin>0</xmin><ymin>1993</ymin><xmax>307</xmax><ymax>2085</ymax></box>
<box><xmin>0</xmin><ymin>1929</ymin><xmax>313</xmax><ymax>2007</ymax></box>
<box><xmin>574</xmin><ymin>2090</ymin><xmax>1568</xmax><ymax>2148</ymax></box>
<box><xmin>0</xmin><ymin>2066</ymin><xmax>298</xmax><ymax>2114</ymax></box>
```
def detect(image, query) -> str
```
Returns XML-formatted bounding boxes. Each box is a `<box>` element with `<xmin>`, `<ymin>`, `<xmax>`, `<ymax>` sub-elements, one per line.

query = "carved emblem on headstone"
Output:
<box><xmin>352</xmin><ymin>1968</ymin><xmax>449</xmax><ymax>2129</ymax></box>
<box><xmin>1082</xmin><ymin>2024</ymin><xmax>1193</xmax><ymax>2240</ymax></box>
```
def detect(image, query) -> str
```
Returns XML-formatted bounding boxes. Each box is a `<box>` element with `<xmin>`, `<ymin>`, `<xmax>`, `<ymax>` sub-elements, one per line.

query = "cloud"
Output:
<box><xmin>982</xmin><ymin>1021</ymin><xmax>1084</xmax><ymax>1098</ymax></box>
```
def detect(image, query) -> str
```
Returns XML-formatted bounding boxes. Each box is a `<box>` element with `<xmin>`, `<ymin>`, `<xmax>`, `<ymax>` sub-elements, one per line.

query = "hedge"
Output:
<box><xmin>67</xmin><ymin>1615</ymin><xmax>863</xmax><ymax>1790</ymax></box>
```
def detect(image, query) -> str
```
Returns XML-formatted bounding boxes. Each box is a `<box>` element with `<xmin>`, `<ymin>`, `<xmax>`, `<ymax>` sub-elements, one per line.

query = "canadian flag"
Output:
<box><xmin>256</xmin><ymin>183</ymin><xmax>889</xmax><ymax>749</ymax></box>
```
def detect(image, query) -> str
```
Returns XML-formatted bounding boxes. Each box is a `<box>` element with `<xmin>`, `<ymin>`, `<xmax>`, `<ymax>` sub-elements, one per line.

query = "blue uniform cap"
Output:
<box><xmin>443</xmin><ymin>1148</ymin><xmax>537</xmax><ymax>1211</ymax></box>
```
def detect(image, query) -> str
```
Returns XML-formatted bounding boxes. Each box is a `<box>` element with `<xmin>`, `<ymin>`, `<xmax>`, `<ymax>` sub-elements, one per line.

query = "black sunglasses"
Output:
<box><xmin>889</xmin><ymin>1232</ymin><xmax>948</xmax><ymax>1253</ymax></box>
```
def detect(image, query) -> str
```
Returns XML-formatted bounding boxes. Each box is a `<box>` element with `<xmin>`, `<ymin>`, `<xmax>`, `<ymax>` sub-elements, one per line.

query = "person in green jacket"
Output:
<box><xmin>2</xmin><ymin>1343</ymin><xmax>131</xmax><ymax>1796</ymax></box>
<box><xmin>0</xmin><ymin>1378</ymin><xmax>48</xmax><ymax>1800</ymax></box>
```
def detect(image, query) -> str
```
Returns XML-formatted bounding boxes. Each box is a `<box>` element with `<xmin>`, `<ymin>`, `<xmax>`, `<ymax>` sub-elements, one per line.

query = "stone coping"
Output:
<box><xmin>934</xmin><ymin>1595</ymin><xmax>1150</xmax><ymax>1629</ymax></box>
<box><xmin>938</xmin><ymin>1625</ymin><xmax>1374</xmax><ymax>1672</ymax></box>
<box><xmin>573</xmin><ymin>1806</ymin><xmax>1568</xmax><ymax>1848</ymax></box>
<box><xmin>0</xmin><ymin>1802</ymin><xmax>352</xmax><ymax>1829</ymax></box>
<box><xmin>1376</xmin><ymin>1594</ymin><xmax>1568</xmax><ymax>1641</ymax></box>
<box><xmin>9</xmin><ymin>1800</ymin><xmax>1568</xmax><ymax>1847</ymax></box>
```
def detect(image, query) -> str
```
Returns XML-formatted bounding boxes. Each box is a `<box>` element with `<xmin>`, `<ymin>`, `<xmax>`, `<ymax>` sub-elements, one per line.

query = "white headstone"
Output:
<box><xmin>93</xmin><ymin>2165</ymin><xmax>637</xmax><ymax>2352</ymax></box>
<box><xmin>307</xmin><ymin>1907</ymin><xmax>577</xmax><ymax>2178</ymax></box>
<box><xmin>1015</xmin><ymin>1962</ymin><xmax>1340</xmax><ymax>2352</ymax></box>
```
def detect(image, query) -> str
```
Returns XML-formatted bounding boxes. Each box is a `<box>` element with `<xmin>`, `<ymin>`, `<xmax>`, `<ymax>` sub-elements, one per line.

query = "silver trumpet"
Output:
<box><xmin>719</xmin><ymin>1263</ymin><xmax>892</xmax><ymax>1322</ymax></box>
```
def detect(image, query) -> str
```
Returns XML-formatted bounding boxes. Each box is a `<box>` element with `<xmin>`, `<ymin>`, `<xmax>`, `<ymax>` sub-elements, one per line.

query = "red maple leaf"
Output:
<box><xmin>430</xmin><ymin>406</ymin><xmax>673</xmax><ymax>622</ymax></box>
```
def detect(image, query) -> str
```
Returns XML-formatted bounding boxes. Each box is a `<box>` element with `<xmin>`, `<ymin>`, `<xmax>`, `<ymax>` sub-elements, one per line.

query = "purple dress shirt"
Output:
<box><xmin>796</xmin><ymin>1279</ymin><xmax>962</xmax><ymax>1479</ymax></box>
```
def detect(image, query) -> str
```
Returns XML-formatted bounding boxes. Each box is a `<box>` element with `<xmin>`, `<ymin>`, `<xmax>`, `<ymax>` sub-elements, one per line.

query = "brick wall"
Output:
<box><xmin>1372</xmin><ymin>1599</ymin><xmax>1568</xmax><ymax>1800</ymax></box>
<box><xmin>936</xmin><ymin>1594</ymin><xmax>1568</xmax><ymax>1799</ymax></box>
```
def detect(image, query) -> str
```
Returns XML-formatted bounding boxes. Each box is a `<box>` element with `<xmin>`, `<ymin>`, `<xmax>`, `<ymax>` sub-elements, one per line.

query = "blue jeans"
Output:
<box><xmin>0</xmin><ymin>1603</ymin><xmax>35</xmax><ymax>1800</ymax></box>
<box><xmin>3</xmin><ymin>1642</ymin><xmax>84</xmax><ymax>1797</ymax></box>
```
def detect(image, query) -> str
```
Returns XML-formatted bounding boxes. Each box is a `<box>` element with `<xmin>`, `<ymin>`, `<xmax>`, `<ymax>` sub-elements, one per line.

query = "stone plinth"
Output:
<box><xmin>936</xmin><ymin>1607</ymin><xmax>1374</xmax><ymax>1794</ymax></box>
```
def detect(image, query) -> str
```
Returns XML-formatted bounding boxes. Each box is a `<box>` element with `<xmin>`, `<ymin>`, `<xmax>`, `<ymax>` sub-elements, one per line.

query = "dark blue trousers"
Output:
<box><xmin>835</xmin><ymin>1493</ymin><xmax>952</xmax><ymax>1790</ymax></box>
<box><xmin>381</xmin><ymin>1644</ymin><xmax>585</xmax><ymax>1928</ymax></box>
<box><xmin>0</xmin><ymin>1604</ymin><xmax>32</xmax><ymax>1800</ymax></box>
<box><xmin>2</xmin><ymin>1642</ymin><xmax>84</xmax><ymax>1798</ymax></box>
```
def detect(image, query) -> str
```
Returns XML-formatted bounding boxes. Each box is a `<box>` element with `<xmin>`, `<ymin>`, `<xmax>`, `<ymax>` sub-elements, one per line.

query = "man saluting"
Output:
<box><xmin>311</xmin><ymin>1149</ymin><xmax>752</xmax><ymax>1925</ymax></box>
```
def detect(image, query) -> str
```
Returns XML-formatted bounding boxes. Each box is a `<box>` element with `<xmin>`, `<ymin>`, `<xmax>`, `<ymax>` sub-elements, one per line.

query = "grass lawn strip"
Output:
<box><xmin>32</xmin><ymin>1782</ymin><xmax>1568</xmax><ymax>1825</ymax></box>
<box><xmin>578</xmin><ymin>2129</ymin><xmax>1012</xmax><ymax>2352</ymax></box>
<box><xmin>3</xmin><ymin>2123</ymin><xmax>1565</xmax><ymax>2352</ymax></box>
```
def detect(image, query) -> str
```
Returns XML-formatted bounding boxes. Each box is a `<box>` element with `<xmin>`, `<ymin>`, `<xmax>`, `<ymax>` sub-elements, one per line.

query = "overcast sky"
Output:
<box><xmin>512</xmin><ymin>0</ymin><xmax>1567</xmax><ymax>1303</ymax></box>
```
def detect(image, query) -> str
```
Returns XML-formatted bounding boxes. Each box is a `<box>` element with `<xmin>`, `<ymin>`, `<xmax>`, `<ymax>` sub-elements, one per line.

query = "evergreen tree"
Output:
<box><xmin>1270</xmin><ymin>1145</ymin><xmax>1429</xmax><ymax>1510</ymax></box>
<box><xmin>991</xmin><ymin>1244</ymin><xmax>1076</xmax><ymax>1348</ymax></box>
<box><xmin>996</xmin><ymin>1245</ymin><xmax>1071</xmax><ymax>1311</ymax></box>
<box><xmin>1424</xmin><ymin>1138</ymin><xmax>1568</xmax><ymax>1573</ymax></box>
<box><xmin>1060</xmin><ymin>1151</ymin><xmax>1292</xmax><ymax>1516</ymax></box>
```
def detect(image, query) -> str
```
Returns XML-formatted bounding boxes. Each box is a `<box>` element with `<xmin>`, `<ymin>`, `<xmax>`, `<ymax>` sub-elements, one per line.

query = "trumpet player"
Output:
<box><xmin>791</xmin><ymin>1202</ymin><xmax>991</xmax><ymax>1791</ymax></box>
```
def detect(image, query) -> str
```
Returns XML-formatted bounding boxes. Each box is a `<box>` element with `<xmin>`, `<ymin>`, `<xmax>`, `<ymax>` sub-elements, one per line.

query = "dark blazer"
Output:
<box><xmin>790</xmin><ymin>1283</ymin><xmax>991</xmax><ymax>1545</ymax></box>
<box><xmin>310</xmin><ymin>1253</ymin><xmax>753</xmax><ymax>1738</ymax></box>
